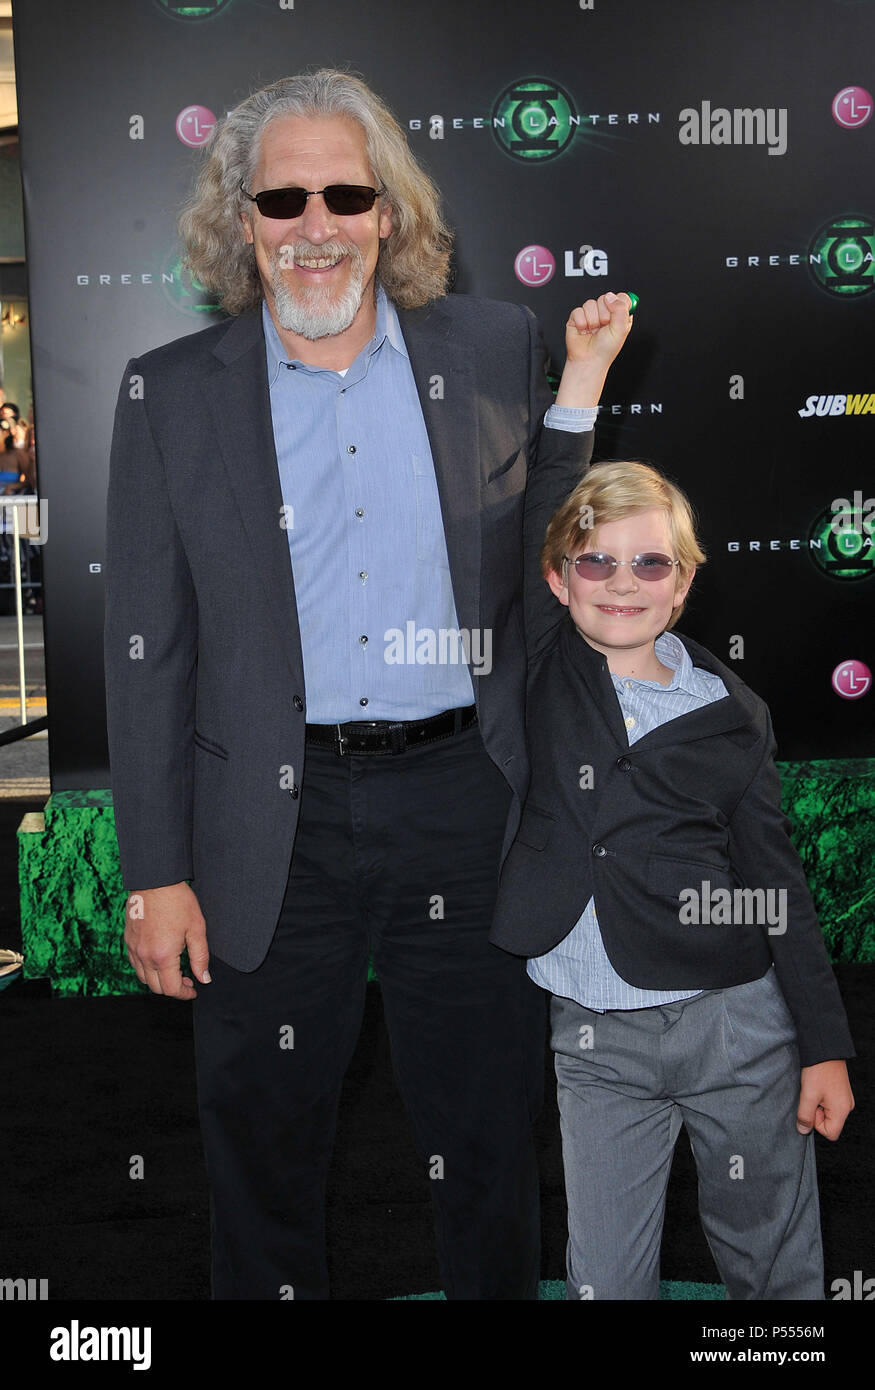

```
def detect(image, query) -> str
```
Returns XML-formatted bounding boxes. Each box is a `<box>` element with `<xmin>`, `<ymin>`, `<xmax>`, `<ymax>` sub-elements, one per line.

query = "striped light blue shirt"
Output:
<box><xmin>263</xmin><ymin>289</ymin><xmax>592</xmax><ymax>722</ymax></box>
<box><xmin>263</xmin><ymin>289</ymin><xmax>474</xmax><ymax>722</ymax></box>
<box><xmin>527</xmin><ymin>630</ymin><xmax>730</xmax><ymax>1011</ymax></box>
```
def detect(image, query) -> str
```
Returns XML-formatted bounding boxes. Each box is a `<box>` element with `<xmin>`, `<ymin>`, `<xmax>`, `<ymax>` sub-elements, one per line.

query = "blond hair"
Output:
<box><xmin>178</xmin><ymin>69</ymin><xmax>453</xmax><ymax>316</ymax></box>
<box><xmin>542</xmin><ymin>461</ymin><xmax>706</xmax><ymax>630</ymax></box>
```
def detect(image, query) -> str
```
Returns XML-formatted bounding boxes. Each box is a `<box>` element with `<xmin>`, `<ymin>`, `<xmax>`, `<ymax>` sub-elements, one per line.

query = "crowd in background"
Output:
<box><xmin>0</xmin><ymin>389</ymin><xmax>36</xmax><ymax>493</ymax></box>
<box><xmin>0</xmin><ymin>385</ymin><xmax>40</xmax><ymax>613</ymax></box>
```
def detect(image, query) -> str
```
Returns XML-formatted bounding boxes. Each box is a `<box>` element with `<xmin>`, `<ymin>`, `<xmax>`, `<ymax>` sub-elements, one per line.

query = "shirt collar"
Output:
<box><xmin>262</xmin><ymin>284</ymin><xmax>406</xmax><ymax>387</ymax></box>
<box><xmin>607</xmin><ymin>630</ymin><xmax>697</xmax><ymax>694</ymax></box>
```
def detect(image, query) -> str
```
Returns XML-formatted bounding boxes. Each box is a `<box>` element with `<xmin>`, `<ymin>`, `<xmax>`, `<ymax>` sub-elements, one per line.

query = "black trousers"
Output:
<box><xmin>191</xmin><ymin>724</ymin><xmax>545</xmax><ymax>1299</ymax></box>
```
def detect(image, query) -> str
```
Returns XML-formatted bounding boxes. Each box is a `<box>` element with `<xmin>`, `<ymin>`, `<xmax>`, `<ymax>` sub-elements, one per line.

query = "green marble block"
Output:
<box><xmin>17</xmin><ymin>763</ymin><xmax>875</xmax><ymax>996</ymax></box>
<box><xmin>18</xmin><ymin>790</ymin><xmax>134</xmax><ymax>996</ymax></box>
<box><xmin>777</xmin><ymin>759</ymin><xmax>875</xmax><ymax>963</ymax></box>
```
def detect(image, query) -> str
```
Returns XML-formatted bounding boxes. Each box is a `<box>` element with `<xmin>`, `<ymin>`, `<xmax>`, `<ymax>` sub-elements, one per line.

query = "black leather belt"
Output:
<box><xmin>305</xmin><ymin>704</ymin><xmax>478</xmax><ymax>756</ymax></box>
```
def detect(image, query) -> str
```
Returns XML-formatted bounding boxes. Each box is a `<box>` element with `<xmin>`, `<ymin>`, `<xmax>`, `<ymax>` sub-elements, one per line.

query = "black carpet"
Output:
<box><xmin>0</xmin><ymin>798</ymin><xmax>870</xmax><ymax>1302</ymax></box>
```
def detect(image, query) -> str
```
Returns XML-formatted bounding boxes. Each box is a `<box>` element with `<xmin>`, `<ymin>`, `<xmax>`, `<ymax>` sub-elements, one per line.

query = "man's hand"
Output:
<box><xmin>125</xmin><ymin>882</ymin><xmax>210</xmax><ymax>1000</ymax></box>
<box><xmin>555</xmin><ymin>291</ymin><xmax>634</xmax><ymax>408</ymax></box>
<box><xmin>797</xmin><ymin>1059</ymin><xmax>854</xmax><ymax>1140</ymax></box>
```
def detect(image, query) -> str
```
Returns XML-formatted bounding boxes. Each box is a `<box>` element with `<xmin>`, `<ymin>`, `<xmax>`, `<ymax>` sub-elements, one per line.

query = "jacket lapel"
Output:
<box><xmin>632</xmin><ymin>634</ymin><xmax>758</xmax><ymax>750</ymax></box>
<box><xmin>202</xmin><ymin>308</ymin><xmax>305</xmax><ymax>684</ymax></box>
<box><xmin>399</xmin><ymin>302</ymin><xmax>481</xmax><ymax>638</ymax></box>
<box><xmin>558</xmin><ymin>618</ymin><xmax>632</xmax><ymax>749</ymax></box>
<box><xmin>559</xmin><ymin>616</ymin><xmax>757</xmax><ymax>751</ymax></box>
<box><xmin>631</xmin><ymin>685</ymin><xmax>755</xmax><ymax>752</ymax></box>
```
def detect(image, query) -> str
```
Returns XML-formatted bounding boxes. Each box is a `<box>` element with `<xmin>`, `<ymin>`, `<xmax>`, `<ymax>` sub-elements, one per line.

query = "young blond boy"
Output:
<box><xmin>491</xmin><ymin>460</ymin><xmax>855</xmax><ymax>1300</ymax></box>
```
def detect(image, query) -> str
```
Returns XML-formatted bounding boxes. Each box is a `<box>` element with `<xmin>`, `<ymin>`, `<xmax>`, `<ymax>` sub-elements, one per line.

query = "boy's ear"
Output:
<box><xmin>546</xmin><ymin>565</ymin><xmax>570</xmax><ymax>606</ymax></box>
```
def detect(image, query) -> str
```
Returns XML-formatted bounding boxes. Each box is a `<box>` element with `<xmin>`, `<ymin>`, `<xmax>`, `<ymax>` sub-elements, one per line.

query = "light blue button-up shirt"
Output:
<box><xmin>263</xmin><ymin>289</ymin><xmax>592</xmax><ymax>722</ymax></box>
<box><xmin>264</xmin><ymin>289</ymin><xmax>477</xmax><ymax>722</ymax></box>
<box><xmin>527</xmin><ymin>630</ymin><xmax>730</xmax><ymax>1010</ymax></box>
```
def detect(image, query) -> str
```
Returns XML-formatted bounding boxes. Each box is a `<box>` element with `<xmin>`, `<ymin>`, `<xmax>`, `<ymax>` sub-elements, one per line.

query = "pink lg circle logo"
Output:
<box><xmin>176</xmin><ymin>105</ymin><xmax>217</xmax><ymax>147</ymax></box>
<box><xmin>831</xmin><ymin>87</ymin><xmax>873</xmax><ymax>129</ymax></box>
<box><xmin>831</xmin><ymin>659</ymin><xmax>871</xmax><ymax>699</ymax></box>
<box><xmin>514</xmin><ymin>245</ymin><xmax>555</xmax><ymax>287</ymax></box>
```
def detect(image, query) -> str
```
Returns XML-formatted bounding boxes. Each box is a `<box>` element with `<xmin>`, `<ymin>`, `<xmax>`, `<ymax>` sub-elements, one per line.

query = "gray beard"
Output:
<box><xmin>269</xmin><ymin>241</ymin><xmax>368</xmax><ymax>340</ymax></box>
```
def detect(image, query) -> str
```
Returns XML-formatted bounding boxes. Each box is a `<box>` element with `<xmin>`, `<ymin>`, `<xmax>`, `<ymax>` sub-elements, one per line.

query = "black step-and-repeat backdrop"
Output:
<box><xmin>12</xmin><ymin>0</ymin><xmax>875</xmax><ymax>786</ymax></box>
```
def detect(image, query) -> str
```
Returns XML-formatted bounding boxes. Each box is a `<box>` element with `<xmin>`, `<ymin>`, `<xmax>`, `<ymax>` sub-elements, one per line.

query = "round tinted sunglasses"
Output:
<box><xmin>239</xmin><ymin>180</ymin><xmax>384</xmax><ymax>220</ymax></box>
<box><xmin>563</xmin><ymin>552</ymin><xmax>681</xmax><ymax>582</ymax></box>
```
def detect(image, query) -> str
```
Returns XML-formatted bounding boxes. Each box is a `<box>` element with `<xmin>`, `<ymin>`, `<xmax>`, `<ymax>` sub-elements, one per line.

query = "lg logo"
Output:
<box><xmin>832</xmin><ymin>660</ymin><xmax>871</xmax><ymax>699</ymax></box>
<box><xmin>514</xmin><ymin>243</ymin><xmax>608</xmax><ymax>286</ymax></box>
<box><xmin>831</xmin><ymin>87</ymin><xmax>873</xmax><ymax>130</ymax></box>
<box><xmin>175</xmin><ymin>105</ymin><xmax>216</xmax><ymax>148</ymax></box>
<box><xmin>566</xmin><ymin>244</ymin><xmax>609</xmax><ymax>278</ymax></box>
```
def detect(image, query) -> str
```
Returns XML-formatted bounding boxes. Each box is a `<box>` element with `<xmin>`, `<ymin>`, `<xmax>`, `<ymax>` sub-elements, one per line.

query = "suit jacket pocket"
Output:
<box><xmin>646</xmin><ymin>854</ymin><xmax>733</xmax><ymax>903</ymax></box>
<box><xmin>485</xmin><ymin>446</ymin><xmax>525</xmax><ymax>488</ymax></box>
<box><xmin>515</xmin><ymin>804</ymin><xmax>556</xmax><ymax>851</ymax></box>
<box><xmin>194</xmin><ymin>729</ymin><xmax>229</xmax><ymax>760</ymax></box>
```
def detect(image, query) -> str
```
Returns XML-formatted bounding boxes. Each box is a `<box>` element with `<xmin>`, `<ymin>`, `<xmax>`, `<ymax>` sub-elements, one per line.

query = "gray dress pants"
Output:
<box><xmin>550</xmin><ymin>967</ymin><xmax>824</xmax><ymax>1300</ymax></box>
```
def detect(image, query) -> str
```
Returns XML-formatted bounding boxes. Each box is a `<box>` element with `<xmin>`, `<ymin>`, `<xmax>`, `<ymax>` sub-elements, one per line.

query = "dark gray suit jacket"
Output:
<box><xmin>489</xmin><ymin>614</ymin><xmax>855</xmax><ymax>1067</ymax></box>
<box><xmin>104</xmin><ymin>293</ymin><xmax>593</xmax><ymax>971</ymax></box>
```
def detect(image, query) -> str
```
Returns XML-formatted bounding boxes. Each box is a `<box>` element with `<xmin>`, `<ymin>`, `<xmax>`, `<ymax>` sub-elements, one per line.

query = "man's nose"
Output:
<box><xmin>295</xmin><ymin>191</ymin><xmax>337</xmax><ymax>242</ymax></box>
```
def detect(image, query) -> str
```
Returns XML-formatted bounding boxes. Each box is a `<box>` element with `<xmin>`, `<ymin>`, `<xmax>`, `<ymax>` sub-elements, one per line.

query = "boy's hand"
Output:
<box><xmin>555</xmin><ymin>291</ymin><xmax>634</xmax><ymax>408</ymax></box>
<box><xmin>565</xmin><ymin>290</ymin><xmax>634</xmax><ymax>364</ymax></box>
<box><xmin>797</xmin><ymin>1060</ymin><xmax>854</xmax><ymax>1140</ymax></box>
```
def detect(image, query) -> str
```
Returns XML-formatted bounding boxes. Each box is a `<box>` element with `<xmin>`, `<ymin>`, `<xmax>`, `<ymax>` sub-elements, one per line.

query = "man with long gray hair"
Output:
<box><xmin>105</xmin><ymin>68</ymin><xmax>632</xmax><ymax>1299</ymax></box>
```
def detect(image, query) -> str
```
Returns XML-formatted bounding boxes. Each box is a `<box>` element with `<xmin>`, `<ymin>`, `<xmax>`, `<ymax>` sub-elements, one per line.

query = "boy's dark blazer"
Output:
<box><xmin>103</xmin><ymin>293</ymin><xmax>592</xmax><ymax>972</ymax></box>
<box><xmin>489</xmin><ymin>604</ymin><xmax>855</xmax><ymax>1067</ymax></box>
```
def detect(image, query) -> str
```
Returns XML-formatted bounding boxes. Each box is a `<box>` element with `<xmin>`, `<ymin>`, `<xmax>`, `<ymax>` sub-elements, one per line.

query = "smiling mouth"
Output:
<box><xmin>293</xmin><ymin>253</ymin><xmax>345</xmax><ymax>270</ymax></box>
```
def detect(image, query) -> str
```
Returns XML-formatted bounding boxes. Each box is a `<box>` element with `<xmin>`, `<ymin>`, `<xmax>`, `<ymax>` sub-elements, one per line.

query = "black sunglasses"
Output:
<box><xmin>564</xmin><ymin>552</ymin><xmax>680</xmax><ymax>582</ymax></box>
<box><xmin>239</xmin><ymin>180</ymin><xmax>384</xmax><ymax>220</ymax></box>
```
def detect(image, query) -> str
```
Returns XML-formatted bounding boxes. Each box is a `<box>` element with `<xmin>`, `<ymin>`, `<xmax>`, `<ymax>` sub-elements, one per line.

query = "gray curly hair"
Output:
<box><xmin>177</xmin><ymin>70</ymin><xmax>453</xmax><ymax>315</ymax></box>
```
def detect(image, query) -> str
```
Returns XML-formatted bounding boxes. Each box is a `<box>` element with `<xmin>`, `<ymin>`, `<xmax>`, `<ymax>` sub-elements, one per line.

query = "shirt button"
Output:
<box><xmin>625</xmin><ymin>681</ymin><xmax>633</xmax><ymax>690</ymax></box>
<box><xmin>624</xmin><ymin>715</ymin><xmax>636</xmax><ymax>729</ymax></box>
<box><xmin>359</xmin><ymin>570</ymin><xmax>368</xmax><ymax>582</ymax></box>
<box><xmin>355</xmin><ymin>508</ymin><xmax>364</xmax><ymax>518</ymax></box>
<box><xmin>359</xmin><ymin>635</ymin><xmax>368</xmax><ymax>645</ymax></box>
<box><xmin>293</xmin><ymin>695</ymin><xmax>304</xmax><ymax>712</ymax></box>
<box><xmin>347</xmin><ymin>444</ymin><xmax>357</xmax><ymax>454</ymax></box>
<box><xmin>592</xmin><ymin>843</ymin><xmax>607</xmax><ymax>857</ymax></box>
<box><xmin>360</xmin><ymin>697</ymin><xmax>369</xmax><ymax>707</ymax></box>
